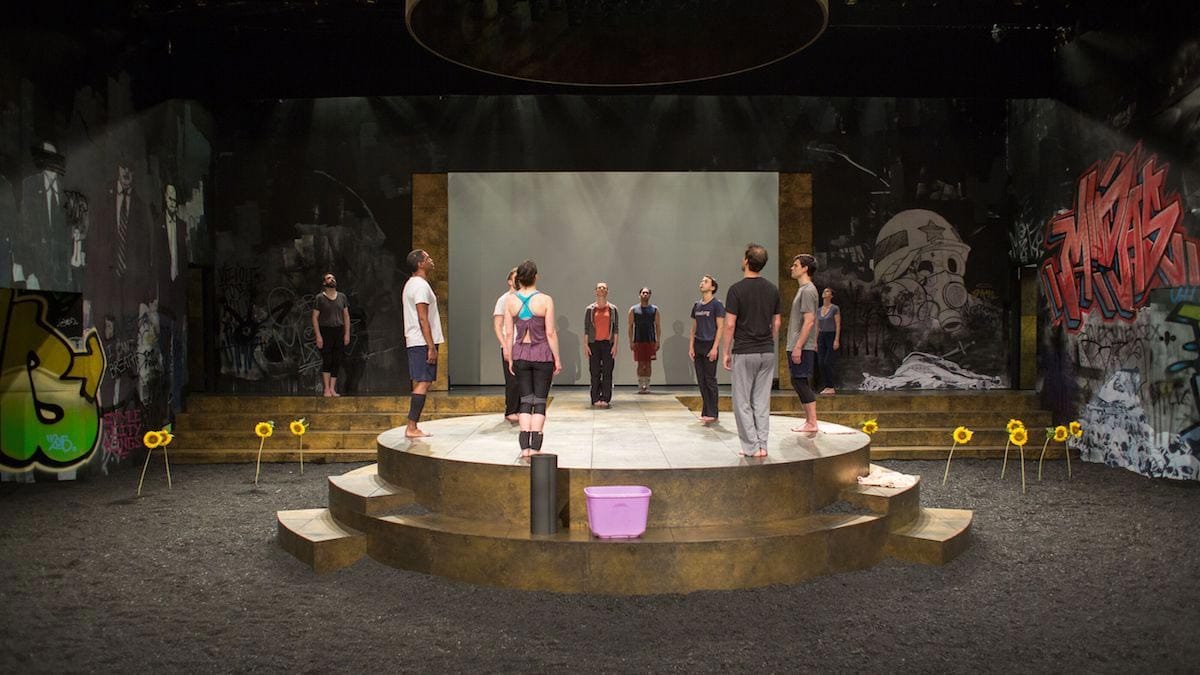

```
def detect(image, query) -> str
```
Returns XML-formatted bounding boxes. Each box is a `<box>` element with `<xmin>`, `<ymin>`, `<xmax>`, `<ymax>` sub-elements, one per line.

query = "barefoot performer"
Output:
<box><xmin>402</xmin><ymin>249</ymin><xmax>443</xmax><ymax>438</ymax></box>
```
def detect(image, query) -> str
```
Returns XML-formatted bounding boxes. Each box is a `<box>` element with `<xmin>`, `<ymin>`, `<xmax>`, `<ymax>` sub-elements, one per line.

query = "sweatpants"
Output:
<box><xmin>731</xmin><ymin>352</ymin><xmax>775</xmax><ymax>454</ymax></box>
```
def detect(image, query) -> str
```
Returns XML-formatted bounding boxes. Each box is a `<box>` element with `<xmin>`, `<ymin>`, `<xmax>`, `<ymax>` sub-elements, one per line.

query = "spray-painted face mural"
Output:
<box><xmin>0</xmin><ymin>289</ymin><xmax>106</xmax><ymax>472</ymax></box>
<box><xmin>873</xmin><ymin>209</ymin><xmax>971</xmax><ymax>333</ymax></box>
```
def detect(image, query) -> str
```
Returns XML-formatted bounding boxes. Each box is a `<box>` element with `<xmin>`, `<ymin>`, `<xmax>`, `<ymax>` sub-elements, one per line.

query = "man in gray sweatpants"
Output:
<box><xmin>722</xmin><ymin>243</ymin><xmax>781</xmax><ymax>457</ymax></box>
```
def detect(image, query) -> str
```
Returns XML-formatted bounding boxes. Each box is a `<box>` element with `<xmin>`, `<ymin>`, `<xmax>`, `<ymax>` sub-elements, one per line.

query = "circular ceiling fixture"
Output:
<box><xmin>406</xmin><ymin>0</ymin><xmax>830</xmax><ymax>86</ymax></box>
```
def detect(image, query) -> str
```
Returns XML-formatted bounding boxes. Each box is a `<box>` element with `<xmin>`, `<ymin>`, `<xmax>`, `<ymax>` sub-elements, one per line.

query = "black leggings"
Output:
<box><xmin>319</xmin><ymin>326</ymin><xmax>345</xmax><ymax>375</ymax></box>
<box><xmin>515</xmin><ymin>360</ymin><xmax>554</xmax><ymax>414</ymax></box>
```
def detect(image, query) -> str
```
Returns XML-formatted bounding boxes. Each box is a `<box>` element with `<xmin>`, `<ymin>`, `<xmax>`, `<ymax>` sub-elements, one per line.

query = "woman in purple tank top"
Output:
<box><xmin>502</xmin><ymin>260</ymin><xmax>563</xmax><ymax>458</ymax></box>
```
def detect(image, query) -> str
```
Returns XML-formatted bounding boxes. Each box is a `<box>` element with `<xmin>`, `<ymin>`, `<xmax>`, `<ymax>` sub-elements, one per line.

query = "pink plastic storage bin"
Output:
<box><xmin>584</xmin><ymin>485</ymin><xmax>652</xmax><ymax>539</ymax></box>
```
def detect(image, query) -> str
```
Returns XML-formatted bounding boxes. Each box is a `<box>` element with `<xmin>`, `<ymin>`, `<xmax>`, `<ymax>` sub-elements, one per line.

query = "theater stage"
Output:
<box><xmin>278</xmin><ymin>391</ymin><xmax>973</xmax><ymax>594</ymax></box>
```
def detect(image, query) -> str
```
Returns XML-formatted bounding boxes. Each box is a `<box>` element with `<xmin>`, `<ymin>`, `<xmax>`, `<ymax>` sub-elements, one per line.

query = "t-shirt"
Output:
<box><xmin>630</xmin><ymin>304</ymin><xmax>658</xmax><ymax>343</ymax></box>
<box><xmin>786</xmin><ymin>281</ymin><xmax>820</xmax><ymax>352</ymax></box>
<box><xmin>314</xmin><ymin>291</ymin><xmax>348</xmax><ymax>327</ymax></box>
<box><xmin>690</xmin><ymin>298</ymin><xmax>726</xmax><ymax>342</ymax></box>
<box><xmin>593</xmin><ymin>305</ymin><xmax>612</xmax><ymax>341</ymax></box>
<box><xmin>493</xmin><ymin>291</ymin><xmax>512</xmax><ymax>343</ymax></box>
<box><xmin>725</xmin><ymin>276</ymin><xmax>780</xmax><ymax>354</ymax></box>
<box><xmin>818</xmin><ymin>304</ymin><xmax>840</xmax><ymax>333</ymax></box>
<box><xmin>403</xmin><ymin>275</ymin><xmax>444</xmax><ymax>347</ymax></box>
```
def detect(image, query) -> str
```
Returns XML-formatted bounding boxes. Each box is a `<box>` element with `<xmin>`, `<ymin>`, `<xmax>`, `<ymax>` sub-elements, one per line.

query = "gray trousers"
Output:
<box><xmin>731</xmin><ymin>352</ymin><xmax>775</xmax><ymax>454</ymax></box>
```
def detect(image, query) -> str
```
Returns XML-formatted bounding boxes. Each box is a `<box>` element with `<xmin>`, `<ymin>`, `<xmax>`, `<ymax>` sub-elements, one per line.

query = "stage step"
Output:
<box><xmin>276</xmin><ymin>508</ymin><xmax>366</xmax><ymax>574</ymax></box>
<box><xmin>187</xmin><ymin>394</ymin><xmax>506</xmax><ymax>414</ymax></box>
<box><xmin>839</xmin><ymin>472</ymin><xmax>921</xmax><ymax>528</ymax></box>
<box><xmin>805</xmin><ymin>410</ymin><xmax>1052</xmax><ymax>428</ymax></box>
<box><xmin>886</xmin><ymin>507</ymin><xmax>973</xmax><ymax>565</ymax></box>
<box><xmin>328</xmin><ymin>464</ymin><xmax>416</xmax><ymax>530</ymax></box>
<box><xmin>175</xmin><ymin>411</ymin><xmax>477</xmax><ymax>430</ymax></box>
<box><xmin>169</xmin><ymin>448</ymin><xmax>378</xmax><ymax>464</ymax></box>
<box><xmin>870</xmin><ymin>445</ymin><xmax>1075</xmax><ymax>461</ymax></box>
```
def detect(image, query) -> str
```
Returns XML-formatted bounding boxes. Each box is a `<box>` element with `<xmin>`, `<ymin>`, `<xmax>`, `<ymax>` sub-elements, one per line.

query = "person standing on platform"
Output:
<box><xmin>722</xmin><ymin>244</ymin><xmax>780</xmax><ymax>457</ymax></box>
<box><xmin>312</xmin><ymin>272</ymin><xmax>351</xmax><ymax>397</ymax></box>
<box><xmin>493</xmin><ymin>267</ymin><xmax>520</xmax><ymax>422</ymax></box>
<box><xmin>503</xmin><ymin>260</ymin><xmax>562</xmax><ymax>458</ymax></box>
<box><xmin>403</xmin><ymin>249</ymin><xmax>444</xmax><ymax>438</ymax></box>
<box><xmin>787</xmin><ymin>254</ymin><xmax>820</xmax><ymax>433</ymax></box>
<box><xmin>628</xmin><ymin>287</ymin><xmax>661</xmax><ymax>393</ymax></box>
<box><xmin>817</xmin><ymin>287</ymin><xmax>841</xmax><ymax>395</ymax></box>
<box><xmin>689</xmin><ymin>274</ymin><xmax>725</xmax><ymax>424</ymax></box>
<box><xmin>584</xmin><ymin>281</ymin><xmax>619</xmax><ymax>408</ymax></box>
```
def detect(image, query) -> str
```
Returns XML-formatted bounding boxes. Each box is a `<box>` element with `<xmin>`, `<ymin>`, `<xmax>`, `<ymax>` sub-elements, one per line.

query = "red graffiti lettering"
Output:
<box><xmin>1041</xmin><ymin>143</ymin><xmax>1200</xmax><ymax>332</ymax></box>
<box><xmin>101</xmin><ymin>408</ymin><xmax>144</xmax><ymax>462</ymax></box>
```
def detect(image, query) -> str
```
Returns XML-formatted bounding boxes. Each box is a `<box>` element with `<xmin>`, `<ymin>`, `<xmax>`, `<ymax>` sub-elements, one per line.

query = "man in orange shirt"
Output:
<box><xmin>584</xmin><ymin>282</ymin><xmax>619</xmax><ymax>407</ymax></box>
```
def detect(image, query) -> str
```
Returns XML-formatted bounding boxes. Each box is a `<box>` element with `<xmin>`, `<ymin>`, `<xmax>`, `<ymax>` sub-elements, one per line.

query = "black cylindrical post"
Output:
<box><xmin>530</xmin><ymin>453</ymin><xmax>558</xmax><ymax>535</ymax></box>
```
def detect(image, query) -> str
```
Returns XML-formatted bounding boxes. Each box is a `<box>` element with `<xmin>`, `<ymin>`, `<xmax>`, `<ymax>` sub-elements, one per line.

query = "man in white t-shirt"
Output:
<box><xmin>402</xmin><ymin>249</ymin><xmax>445</xmax><ymax>438</ymax></box>
<box><xmin>492</xmin><ymin>267</ymin><xmax>519</xmax><ymax>423</ymax></box>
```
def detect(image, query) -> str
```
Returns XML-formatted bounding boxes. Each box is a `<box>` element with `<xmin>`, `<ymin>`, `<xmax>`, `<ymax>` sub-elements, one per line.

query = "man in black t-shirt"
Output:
<box><xmin>722</xmin><ymin>244</ymin><xmax>781</xmax><ymax>457</ymax></box>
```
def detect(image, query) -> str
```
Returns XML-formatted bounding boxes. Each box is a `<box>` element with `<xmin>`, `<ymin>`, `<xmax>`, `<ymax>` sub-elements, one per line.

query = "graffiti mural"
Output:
<box><xmin>0</xmin><ymin>289</ymin><xmax>106</xmax><ymax>473</ymax></box>
<box><xmin>1041</xmin><ymin>144</ymin><xmax>1200</xmax><ymax>331</ymax></box>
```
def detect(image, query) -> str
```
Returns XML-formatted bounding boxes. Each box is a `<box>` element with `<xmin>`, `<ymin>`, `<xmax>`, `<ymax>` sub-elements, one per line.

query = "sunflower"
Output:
<box><xmin>1069</xmin><ymin>421</ymin><xmax>1083</xmax><ymax>437</ymax></box>
<box><xmin>143</xmin><ymin>431</ymin><xmax>163</xmax><ymax>448</ymax></box>
<box><xmin>1010</xmin><ymin>426</ymin><xmax>1028</xmax><ymax>447</ymax></box>
<box><xmin>1053</xmin><ymin>425</ymin><xmax>1069</xmax><ymax>442</ymax></box>
<box><xmin>953</xmin><ymin>426</ymin><xmax>973</xmax><ymax>444</ymax></box>
<box><xmin>289</xmin><ymin>419</ymin><xmax>309</xmax><ymax>436</ymax></box>
<box><xmin>254</xmin><ymin>421</ymin><xmax>275</xmax><ymax>439</ymax></box>
<box><xmin>861</xmin><ymin>419</ymin><xmax>879</xmax><ymax>435</ymax></box>
<box><xmin>159</xmin><ymin>431</ymin><xmax>174</xmax><ymax>447</ymax></box>
<box><xmin>1006</xmin><ymin>419</ymin><xmax>1025</xmax><ymax>434</ymax></box>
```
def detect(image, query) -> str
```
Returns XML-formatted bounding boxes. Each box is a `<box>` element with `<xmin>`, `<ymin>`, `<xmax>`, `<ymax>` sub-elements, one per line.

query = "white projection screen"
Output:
<box><xmin>449</xmin><ymin>172</ymin><xmax>779</xmax><ymax>386</ymax></box>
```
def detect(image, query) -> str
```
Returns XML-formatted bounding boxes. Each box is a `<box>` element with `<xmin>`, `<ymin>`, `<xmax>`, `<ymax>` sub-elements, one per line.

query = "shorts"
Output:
<box><xmin>407</xmin><ymin>345</ymin><xmax>438</xmax><ymax>382</ymax></box>
<box><xmin>788</xmin><ymin>349</ymin><xmax>816</xmax><ymax>379</ymax></box>
<box><xmin>632</xmin><ymin>342</ymin><xmax>657</xmax><ymax>362</ymax></box>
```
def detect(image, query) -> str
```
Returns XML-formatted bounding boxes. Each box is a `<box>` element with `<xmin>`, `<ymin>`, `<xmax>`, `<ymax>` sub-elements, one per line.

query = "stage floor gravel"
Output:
<box><xmin>1</xmin><ymin>456</ymin><xmax>1198</xmax><ymax>672</ymax></box>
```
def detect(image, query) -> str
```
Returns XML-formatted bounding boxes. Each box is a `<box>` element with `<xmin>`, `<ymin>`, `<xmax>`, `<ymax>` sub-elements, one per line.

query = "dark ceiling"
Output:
<box><xmin>2</xmin><ymin>0</ymin><xmax>1197</xmax><ymax>105</ymax></box>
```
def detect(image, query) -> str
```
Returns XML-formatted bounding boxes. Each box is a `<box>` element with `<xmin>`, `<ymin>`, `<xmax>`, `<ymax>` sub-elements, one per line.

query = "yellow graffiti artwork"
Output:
<box><xmin>0</xmin><ymin>289</ymin><xmax>107</xmax><ymax>472</ymax></box>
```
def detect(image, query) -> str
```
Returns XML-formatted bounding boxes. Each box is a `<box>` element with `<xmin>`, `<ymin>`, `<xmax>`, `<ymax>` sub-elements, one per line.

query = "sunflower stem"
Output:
<box><xmin>255</xmin><ymin>437</ymin><xmax>265</xmax><ymax>485</ymax></box>
<box><xmin>137</xmin><ymin>448</ymin><xmax>153</xmax><ymax>497</ymax></box>
<box><xmin>1038</xmin><ymin>438</ymin><xmax>1050</xmax><ymax>481</ymax></box>
<box><xmin>1001</xmin><ymin>439</ymin><xmax>1011</xmax><ymax>478</ymax></box>
<box><xmin>942</xmin><ymin>441</ymin><xmax>958</xmax><ymax>485</ymax></box>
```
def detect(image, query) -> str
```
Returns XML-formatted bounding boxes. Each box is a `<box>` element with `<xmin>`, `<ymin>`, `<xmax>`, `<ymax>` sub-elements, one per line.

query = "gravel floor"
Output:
<box><xmin>1</xmin><ymin>458</ymin><xmax>1198</xmax><ymax>673</ymax></box>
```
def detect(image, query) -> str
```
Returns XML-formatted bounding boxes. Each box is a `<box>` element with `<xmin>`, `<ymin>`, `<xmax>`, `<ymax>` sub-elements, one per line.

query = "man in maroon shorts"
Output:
<box><xmin>628</xmin><ymin>287</ymin><xmax>661</xmax><ymax>393</ymax></box>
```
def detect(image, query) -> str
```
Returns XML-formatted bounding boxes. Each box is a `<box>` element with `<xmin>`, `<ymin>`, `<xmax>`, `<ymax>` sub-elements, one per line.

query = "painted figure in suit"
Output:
<box><xmin>15</xmin><ymin>142</ymin><xmax>73</xmax><ymax>291</ymax></box>
<box><xmin>87</xmin><ymin>160</ymin><xmax>154</xmax><ymax>319</ymax></box>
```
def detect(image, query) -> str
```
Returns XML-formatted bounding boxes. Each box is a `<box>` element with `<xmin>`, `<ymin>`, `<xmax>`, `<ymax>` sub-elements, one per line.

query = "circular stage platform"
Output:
<box><xmin>277</xmin><ymin>391</ymin><xmax>972</xmax><ymax>594</ymax></box>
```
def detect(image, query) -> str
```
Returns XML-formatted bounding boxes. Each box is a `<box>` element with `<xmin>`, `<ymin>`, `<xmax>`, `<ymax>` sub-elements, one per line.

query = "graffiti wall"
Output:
<box><xmin>215</xmin><ymin>96</ymin><xmax>1013</xmax><ymax>392</ymax></box>
<box><xmin>0</xmin><ymin>63</ymin><xmax>212</xmax><ymax>476</ymax></box>
<box><xmin>1011</xmin><ymin>98</ymin><xmax>1200</xmax><ymax>480</ymax></box>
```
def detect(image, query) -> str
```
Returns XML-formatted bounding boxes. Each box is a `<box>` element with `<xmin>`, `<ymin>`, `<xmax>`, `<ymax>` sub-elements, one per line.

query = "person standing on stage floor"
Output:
<box><xmin>628</xmin><ymin>287</ymin><xmax>661</xmax><ymax>393</ymax></box>
<box><xmin>787</xmin><ymin>254</ymin><xmax>820</xmax><ymax>433</ymax></box>
<box><xmin>493</xmin><ymin>267</ymin><xmax>520</xmax><ymax>422</ymax></box>
<box><xmin>817</xmin><ymin>287</ymin><xmax>841</xmax><ymax>395</ymax></box>
<box><xmin>722</xmin><ymin>244</ymin><xmax>780</xmax><ymax>457</ymax></box>
<box><xmin>312</xmin><ymin>272</ymin><xmax>351</xmax><ymax>397</ymax></box>
<box><xmin>402</xmin><ymin>249</ymin><xmax>444</xmax><ymax>438</ymax></box>
<box><xmin>584</xmin><ymin>281</ymin><xmax>619</xmax><ymax>408</ymax></box>
<box><xmin>503</xmin><ymin>260</ymin><xmax>562</xmax><ymax>458</ymax></box>
<box><xmin>689</xmin><ymin>274</ymin><xmax>725</xmax><ymax>424</ymax></box>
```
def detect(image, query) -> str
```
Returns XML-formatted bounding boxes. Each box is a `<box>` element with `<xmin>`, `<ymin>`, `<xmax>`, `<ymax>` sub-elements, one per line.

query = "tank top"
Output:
<box><xmin>513</xmin><ymin>291</ymin><xmax>554</xmax><ymax>362</ymax></box>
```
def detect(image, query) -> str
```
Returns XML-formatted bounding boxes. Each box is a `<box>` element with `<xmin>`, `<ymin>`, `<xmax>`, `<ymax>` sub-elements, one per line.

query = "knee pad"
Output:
<box><xmin>530</xmin><ymin>432</ymin><xmax>544</xmax><ymax>451</ymax></box>
<box><xmin>531</xmin><ymin>396</ymin><xmax>548</xmax><ymax>416</ymax></box>
<box><xmin>519</xmin><ymin>430</ymin><xmax>531</xmax><ymax>450</ymax></box>
<box><xmin>519</xmin><ymin>394</ymin><xmax>536</xmax><ymax>415</ymax></box>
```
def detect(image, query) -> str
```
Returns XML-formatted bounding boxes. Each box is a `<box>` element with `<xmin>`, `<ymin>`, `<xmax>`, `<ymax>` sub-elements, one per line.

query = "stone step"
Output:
<box><xmin>680</xmin><ymin>391</ymin><xmax>1043</xmax><ymax>413</ymax></box>
<box><xmin>187</xmin><ymin>394</ymin><xmax>506</xmax><ymax>414</ymax></box>
<box><xmin>886</xmin><ymin>507</ymin><xmax>973</xmax><ymax>565</ymax></box>
<box><xmin>170</xmin><ymin>430</ymin><xmax>380</xmax><ymax>450</ymax></box>
<box><xmin>175</xmin><ymin>411</ymin><xmax>474</xmax><ymax>431</ymax></box>
<box><xmin>170</xmin><ymin>448</ymin><xmax>378</xmax><ymax>464</ymax></box>
<box><xmin>865</xmin><ymin>427</ymin><xmax>1042</xmax><ymax>446</ymax></box>
<box><xmin>328</xmin><ymin>465</ymin><xmax>416</xmax><ymax>531</ymax></box>
<box><xmin>839</xmin><ymin>470</ymin><xmax>921</xmax><ymax>528</ymax></box>
<box><xmin>806</xmin><ymin>410</ymin><xmax>1053</xmax><ymax>427</ymax></box>
<box><xmin>870</xmin><ymin>445</ymin><xmax>1075</xmax><ymax>460</ymax></box>
<box><xmin>276</xmin><ymin>508</ymin><xmax>366</xmax><ymax>574</ymax></box>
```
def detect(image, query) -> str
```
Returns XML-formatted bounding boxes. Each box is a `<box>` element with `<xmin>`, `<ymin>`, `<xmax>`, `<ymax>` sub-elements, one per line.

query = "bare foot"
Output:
<box><xmin>505</xmin><ymin>414</ymin><xmax>520</xmax><ymax>423</ymax></box>
<box><xmin>520</xmin><ymin>449</ymin><xmax>532</xmax><ymax>458</ymax></box>
<box><xmin>752</xmin><ymin>449</ymin><xmax>768</xmax><ymax>458</ymax></box>
<box><xmin>405</xmin><ymin>428</ymin><xmax>432</xmax><ymax>438</ymax></box>
<box><xmin>791</xmin><ymin>424</ymin><xmax>820</xmax><ymax>433</ymax></box>
<box><xmin>737</xmin><ymin>449</ymin><xmax>748</xmax><ymax>456</ymax></box>
<box><xmin>331</xmin><ymin>391</ymin><xmax>341</xmax><ymax>397</ymax></box>
<box><xmin>820</xmin><ymin>388</ymin><xmax>835</xmax><ymax>395</ymax></box>
<box><xmin>323</xmin><ymin>391</ymin><xmax>333</xmax><ymax>397</ymax></box>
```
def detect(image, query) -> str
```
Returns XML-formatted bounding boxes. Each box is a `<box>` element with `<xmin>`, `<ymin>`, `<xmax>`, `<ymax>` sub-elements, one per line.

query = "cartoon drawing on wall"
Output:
<box><xmin>856</xmin><ymin>209</ymin><xmax>1005</xmax><ymax>390</ymax></box>
<box><xmin>0</xmin><ymin>289</ymin><xmax>106</xmax><ymax>473</ymax></box>
<box><xmin>1041</xmin><ymin>143</ymin><xmax>1200</xmax><ymax>332</ymax></box>
<box><xmin>14</xmin><ymin>142</ymin><xmax>74</xmax><ymax>292</ymax></box>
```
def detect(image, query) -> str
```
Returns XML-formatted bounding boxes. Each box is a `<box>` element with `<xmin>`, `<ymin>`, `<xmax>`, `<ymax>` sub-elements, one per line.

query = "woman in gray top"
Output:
<box><xmin>817</xmin><ymin>287</ymin><xmax>841</xmax><ymax>394</ymax></box>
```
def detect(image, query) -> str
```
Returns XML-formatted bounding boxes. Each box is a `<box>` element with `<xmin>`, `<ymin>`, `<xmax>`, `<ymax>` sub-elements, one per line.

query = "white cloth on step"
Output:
<box><xmin>857</xmin><ymin>465</ymin><xmax>919</xmax><ymax>489</ymax></box>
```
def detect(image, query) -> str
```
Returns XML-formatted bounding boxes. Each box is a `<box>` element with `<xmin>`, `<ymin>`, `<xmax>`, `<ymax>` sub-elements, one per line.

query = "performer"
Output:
<box><xmin>628</xmin><ymin>287</ymin><xmax>660</xmax><ymax>393</ymax></box>
<box><xmin>402</xmin><ymin>249</ymin><xmax>444</xmax><ymax>438</ymax></box>
<box><xmin>787</xmin><ymin>254</ymin><xmax>820</xmax><ymax>432</ymax></box>
<box><xmin>312</xmin><ymin>272</ymin><xmax>350</xmax><ymax>397</ymax></box>
<box><xmin>722</xmin><ymin>244</ymin><xmax>780</xmax><ymax>457</ymax></box>
<box><xmin>503</xmin><ymin>260</ymin><xmax>562</xmax><ymax>458</ymax></box>
<box><xmin>584</xmin><ymin>281</ymin><xmax>619</xmax><ymax>408</ymax></box>
<box><xmin>689</xmin><ymin>274</ymin><xmax>725</xmax><ymax>424</ymax></box>
<box><xmin>818</xmin><ymin>287</ymin><xmax>841</xmax><ymax>395</ymax></box>
<box><xmin>492</xmin><ymin>267</ymin><xmax>520</xmax><ymax>422</ymax></box>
